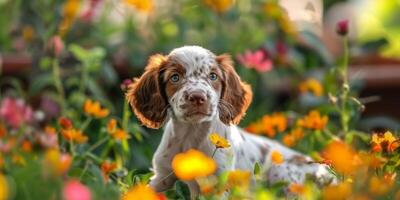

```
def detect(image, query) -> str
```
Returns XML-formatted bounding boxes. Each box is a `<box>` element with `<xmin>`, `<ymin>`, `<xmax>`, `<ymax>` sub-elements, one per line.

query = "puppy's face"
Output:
<box><xmin>126</xmin><ymin>46</ymin><xmax>252</xmax><ymax>129</ymax></box>
<box><xmin>161</xmin><ymin>48</ymin><xmax>223</xmax><ymax>123</ymax></box>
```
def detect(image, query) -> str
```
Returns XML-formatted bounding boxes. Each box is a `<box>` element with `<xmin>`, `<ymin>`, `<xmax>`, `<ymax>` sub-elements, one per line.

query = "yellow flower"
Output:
<box><xmin>123</xmin><ymin>0</ymin><xmax>153</xmax><ymax>13</ymax></box>
<box><xmin>299</xmin><ymin>78</ymin><xmax>324</xmax><ymax>97</ymax></box>
<box><xmin>83</xmin><ymin>99</ymin><xmax>109</xmax><ymax>118</ymax></box>
<box><xmin>107</xmin><ymin>119</ymin><xmax>130</xmax><ymax>141</ymax></box>
<box><xmin>371</xmin><ymin>131</ymin><xmax>399</xmax><ymax>153</ymax></box>
<box><xmin>59</xmin><ymin>0</ymin><xmax>80</xmax><ymax>36</ymax></box>
<box><xmin>227</xmin><ymin>170</ymin><xmax>251</xmax><ymax>189</ymax></box>
<box><xmin>61</xmin><ymin>128</ymin><xmax>88</xmax><ymax>143</ymax></box>
<box><xmin>45</xmin><ymin>125</ymin><xmax>57</xmax><ymax>135</ymax></box>
<box><xmin>297</xmin><ymin>110</ymin><xmax>328</xmax><ymax>130</ymax></box>
<box><xmin>44</xmin><ymin>149</ymin><xmax>72</xmax><ymax>176</ymax></box>
<box><xmin>322</xmin><ymin>182</ymin><xmax>352</xmax><ymax>200</ymax></box>
<box><xmin>263</xmin><ymin>2</ymin><xmax>282</xmax><ymax>18</ymax></box>
<box><xmin>246</xmin><ymin>112</ymin><xmax>287</xmax><ymax>138</ymax></box>
<box><xmin>271</xmin><ymin>151</ymin><xmax>284</xmax><ymax>164</ymax></box>
<box><xmin>22</xmin><ymin>25</ymin><xmax>35</xmax><ymax>42</ymax></box>
<box><xmin>322</xmin><ymin>141</ymin><xmax>360</xmax><ymax>175</ymax></box>
<box><xmin>122</xmin><ymin>183</ymin><xmax>159</xmax><ymax>200</ymax></box>
<box><xmin>12</xmin><ymin>154</ymin><xmax>26</xmax><ymax>166</ymax></box>
<box><xmin>0</xmin><ymin>174</ymin><xmax>8</xmax><ymax>200</ymax></box>
<box><xmin>289</xmin><ymin>183</ymin><xmax>311</xmax><ymax>197</ymax></box>
<box><xmin>209</xmin><ymin>133</ymin><xmax>230</xmax><ymax>148</ymax></box>
<box><xmin>172</xmin><ymin>149</ymin><xmax>217</xmax><ymax>181</ymax></box>
<box><xmin>203</xmin><ymin>0</ymin><xmax>234</xmax><ymax>13</ymax></box>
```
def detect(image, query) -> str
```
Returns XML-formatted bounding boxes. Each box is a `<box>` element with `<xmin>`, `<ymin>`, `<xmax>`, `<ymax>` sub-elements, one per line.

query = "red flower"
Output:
<box><xmin>336</xmin><ymin>20</ymin><xmax>349</xmax><ymax>36</ymax></box>
<box><xmin>58</xmin><ymin>117</ymin><xmax>73</xmax><ymax>129</ymax></box>
<box><xmin>0</xmin><ymin>97</ymin><xmax>33</xmax><ymax>129</ymax></box>
<box><xmin>237</xmin><ymin>49</ymin><xmax>273</xmax><ymax>72</ymax></box>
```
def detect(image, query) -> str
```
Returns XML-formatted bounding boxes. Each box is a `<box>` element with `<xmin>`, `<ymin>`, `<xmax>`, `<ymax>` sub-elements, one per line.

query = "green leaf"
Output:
<box><xmin>254</xmin><ymin>162</ymin><xmax>261</xmax><ymax>177</ymax></box>
<box><xmin>174</xmin><ymin>181</ymin><xmax>191</xmax><ymax>200</ymax></box>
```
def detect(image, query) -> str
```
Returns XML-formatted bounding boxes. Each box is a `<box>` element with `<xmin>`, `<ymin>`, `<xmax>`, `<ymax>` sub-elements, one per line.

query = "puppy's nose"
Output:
<box><xmin>188</xmin><ymin>91</ymin><xmax>207</xmax><ymax>105</ymax></box>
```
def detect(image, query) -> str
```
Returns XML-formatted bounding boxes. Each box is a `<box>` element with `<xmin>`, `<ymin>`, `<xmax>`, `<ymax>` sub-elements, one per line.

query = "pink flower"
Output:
<box><xmin>80</xmin><ymin>0</ymin><xmax>102</xmax><ymax>23</ymax></box>
<box><xmin>63</xmin><ymin>180</ymin><xmax>92</xmax><ymax>200</ymax></box>
<box><xmin>237</xmin><ymin>49</ymin><xmax>273</xmax><ymax>72</ymax></box>
<box><xmin>48</xmin><ymin>35</ymin><xmax>64</xmax><ymax>57</ymax></box>
<box><xmin>336</xmin><ymin>19</ymin><xmax>349</xmax><ymax>36</ymax></box>
<box><xmin>120</xmin><ymin>79</ymin><xmax>133</xmax><ymax>91</ymax></box>
<box><xmin>0</xmin><ymin>97</ymin><xmax>33</xmax><ymax>129</ymax></box>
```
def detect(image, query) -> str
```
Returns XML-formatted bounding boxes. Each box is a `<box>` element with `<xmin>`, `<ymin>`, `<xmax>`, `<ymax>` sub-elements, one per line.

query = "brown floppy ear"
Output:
<box><xmin>217</xmin><ymin>54</ymin><xmax>253</xmax><ymax>125</ymax></box>
<box><xmin>126</xmin><ymin>54</ymin><xmax>168</xmax><ymax>129</ymax></box>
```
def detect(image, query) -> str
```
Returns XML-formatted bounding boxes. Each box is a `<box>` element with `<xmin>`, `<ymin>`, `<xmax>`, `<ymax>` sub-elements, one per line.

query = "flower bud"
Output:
<box><xmin>336</xmin><ymin>20</ymin><xmax>349</xmax><ymax>36</ymax></box>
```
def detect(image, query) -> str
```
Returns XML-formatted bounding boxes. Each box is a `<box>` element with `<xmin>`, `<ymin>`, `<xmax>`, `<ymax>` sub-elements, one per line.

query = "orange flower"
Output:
<box><xmin>369</xmin><ymin>173</ymin><xmax>396</xmax><ymax>196</ymax></box>
<box><xmin>322</xmin><ymin>182</ymin><xmax>352</xmax><ymax>200</ymax></box>
<box><xmin>227</xmin><ymin>170</ymin><xmax>251</xmax><ymax>189</ymax></box>
<box><xmin>371</xmin><ymin>131</ymin><xmax>399</xmax><ymax>153</ymax></box>
<box><xmin>271</xmin><ymin>151</ymin><xmax>284</xmax><ymax>164</ymax></box>
<box><xmin>203</xmin><ymin>0</ymin><xmax>234</xmax><ymax>13</ymax></box>
<box><xmin>122</xmin><ymin>183</ymin><xmax>159</xmax><ymax>200</ymax></box>
<box><xmin>44</xmin><ymin>149</ymin><xmax>72</xmax><ymax>176</ymax></box>
<box><xmin>22</xmin><ymin>25</ymin><xmax>35</xmax><ymax>42</ymax></box>
<box><xmin>322</xmin><ymin>141</ymin><xmax>359</xmax><ymax>175</ymax></box>
<box><xmin>299</xmin><ymin>78</ymin><xmax>324</xmax><ymax>97</ymax></box>
<box><xmin>209</xmin><ymin>133</ymin><xmax>230</xmax><ymax>149</ymax></box>
<box><xmin>172</xmin><ymin>149</ymin><xmax>217</xmax><ymax>181</ymax></box>
<box><xmin>297</xmin><ymin>110</ymin><xmax>328</xmax><ymax>130</ymax></box>
<box><xmin>282</xmin><ymin>128</ymin><xmax>304</xmax><ymax>147</ymax></box>
<box><xmin>21</xmin><ymin>140</ymin><xmax>32</xmax><ymax>152</ymax></box>
<box><xmin>263</xmin><ymin>2</ymin><xmax>282</xmax><ymax>18</ymax></box>
<box><xmin>246</xmin><ymin>112</ymin><xmax>287</xmax><ymax>137</ymax></box>
<box><xmin>61</xmin><ymin>128</ymin><xmax>88</xmax><ymax>144</ymax></box>
<box><xmin>45</xmin><ymin>125</ymin><xmax>57</xmax><ymax>135</ymax></box>
<box><xmin>123</xmin><ymin>0</ymin><xmax>153</xmax><ymax>13</ymax></box>
<box><xmin>83</xmin><ymin>99</ymin><xmax>109</xmax><ymax>118</ymax></box>
<box><xmin>101</xmin><ymin>161</ymin><xmax>117</xmax><ymax>182</ymax></box>
<box><xmin>107</xmin><ymin>119</ymin><xmax>130</xmax><ymax>141</ymax></box>
<box><xmin>289</xmin><ymin>183</ymin><xmax>308</xmax><ymax>196</ymax></box>
<box><xmin>59</xmin><ymin>0</ymin><xmax>80</xmax><ymax>36</ymax></box>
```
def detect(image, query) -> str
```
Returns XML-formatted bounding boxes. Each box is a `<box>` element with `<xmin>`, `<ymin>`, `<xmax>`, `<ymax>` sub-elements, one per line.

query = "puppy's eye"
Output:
<box><xmin>209</xmin><ymin>73</ymin><xmax>218</xmax><ymax>81</ymax></box>
<box><xmin>170</xmin><ymin>74</ymin><xmax>180</xmax><ymax>83</ymax></box>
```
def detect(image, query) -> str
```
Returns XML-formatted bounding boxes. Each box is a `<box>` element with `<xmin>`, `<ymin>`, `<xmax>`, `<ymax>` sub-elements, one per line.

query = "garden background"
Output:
<box><xmin>1</xmin><ymin>0</ymin><xmax>400</xmax><ymax>199</ymax></box>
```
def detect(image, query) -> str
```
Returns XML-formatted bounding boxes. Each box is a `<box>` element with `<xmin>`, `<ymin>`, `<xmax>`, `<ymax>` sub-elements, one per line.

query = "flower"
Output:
<box><xmin>246</xmin><ymin>112</ymin><xmax>287</xmax><ymax>137</ymax></box>
<box><xmin>322</xmin><ymin>141</ymin><xmax>359</xmax><ymax>175</ymax></box>
<box><xmin>209</xmin><ymin>133</ymin><xmax>230</xmax><ymax>148</ymax></box>
<box><xmin>299</xmin><ymin>78</ymin><xmax>324</xmax><ymax>97</ymax></box>
<box><xmin>263</xmin><ymin>2</ymin><xmax>282</xmax><ymax>18</ymax></box>
<box><xmin>123</xmin><ymin>0</ymin><xmax>153</xmax><ymax>13</ymax></box>
<box><xmin>369</xmin><ymin>174</ymin><xmax>396</xmax><ymax>196</ymax></box>
<box><xmin>203</xmin><ymin>0</ymin><xmax>234</xmax><ymax>13</ymax></box>
<box><xmin>101</xmin><ymin>161</ymin><xmax>117</xmax><ymax>182</ymax></box>
<box><xmin>122</xmin><ymin>183</ymin><xmax>159</xmax><ymax>200</ymax></box>
<box><xmin>21</xmin><ymin>140</ymin><xmax>32</xmax><ymax>152</ymax></box>
<box><xmin>371</xmin><ymin>131</ymin><xmax>399</xmax><ymax>153</ymax></box>
<box><xmin>80</xmin><ymin>0</ymin><xmax>101</xmax><ymax>23</ymax></box>
<box><xmin>61</xmin><ymin>128</ymin><xmax>88</xmax><ymax>143</ymax></box>
<box><xmin>0</xmin><ymin>124</ymin><xmax>6</xmax><ymax>138</ymax></box>
<box><xmin>120</xmin><ymin>79</ymin><xmax>133</xmax><ymax>91</ymax></box>
<box><xmin>0</xmin><ymin>174</ymin><xmax>8</xmax><ymax>200</ymax></box>
<box><xmin>12</xmin><ymin>154</ymin><xmax>26</xmax><ymax>166</ymax></box>
<box><xmin>107</xmin><ymin>119</ymin><xmax>130</xmax><ymax>141</ymax></box>
<box><xmin>44</xmin><ymin>149</ymin><xmax>72</xmax><ymax>176</ymax></box>
<box><xmin>271</xmin><ymin>151</ymin><xmax>284</xmax><ymax>164</ymax></box>
<box><xmin>22</xmin><ymin>25</ymin><xmax>35</xmax><ymax>42</ymax></box>
<box><xmin>59</xmin><ymin>117</ymin><xmax>73</xmax><ymax>129</ymax></box>
<box><xmin>297</xmin><ymin>110</ymin><xmax>328</xmax><ymax>130</ymax></box>
<box><xmin>83</xmin><ymin>99</ymin><xmax>109</xmax><ymax>118</ymax></box>
<box><xmin>0</xmin><ymin>97</ymin><xmax>33</xmax><ymax>129</ymax></box>
<box><xmin>282</xmin><ymin>128</ymin><xmax>304</xmax><ymax>147</ymax></box>
<box><xmin>39</xmin><ymin>126</ymin><xmax>59</xmax><ymax>149</ymax></box>
<box><xmin>322</xmin><ymin>182</ymin><xmax>352</xmax><ymax>200</ymax></box>
<box><xmin>227</xmin><ymin>170</ymin><xmax>251</xmax><ymax>189</ymax></box>
<box><xmin>59</xmin><ymin>0</ymin><xmax>81</xmax><ymax>36</ymax></box>
<box><xmin>336</xmin><ymin>19</ymin><xmax>349</xmax><ymax>36</ymax></box>
<box><xmin>48</xmin><ymin>35</ymin><xmax>64</xmax><ymax>57</ymax></box>
<box><xmin>237</xmin><ymin>49</ymin><xmax>273</xmax><ymax>73</ymax></box>
<box><xmin>63</xmin><ymin>180</ymin><xmax>92</xmax><ymax>200</ymax></box>
<box><xmin>172</xmin><ymin>149</ymin><xmax>217</xmax><ymax>181</ymax></box>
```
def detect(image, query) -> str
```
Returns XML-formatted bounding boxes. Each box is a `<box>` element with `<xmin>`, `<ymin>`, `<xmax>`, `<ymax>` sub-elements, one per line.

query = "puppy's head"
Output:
<box><xmin>126</xmin><ymin>46</ymin><xmax>252</xmax><ymax>129</ymax></box>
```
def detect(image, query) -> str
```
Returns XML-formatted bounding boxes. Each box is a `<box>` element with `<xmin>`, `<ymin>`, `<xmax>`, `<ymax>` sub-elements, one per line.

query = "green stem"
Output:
<box><xmin>85</xmin><ymin>136</ymin><xmax>110</xmax><ymax>154</ymax></box>
<box><xmin>80</xmin><ymin>117</ymin><xmax>93</xmax><ymax>131</ymax></box>
<box><xmin>79</xmin><ymin>62</ymin><xmax>88</xmax><ymax>95</ymax></box>
<box><xmin>340</xmin><ymin>36</ymin><xmax>350</xmax><ymax>134</ymax></box>
<box><xmin>211</xmin><ymin>147</ymin><xmax>218</xmax><ymax>158</ymax></box>
<box><xmin>121</xmin><ymin>101</ymin><xmax>130</xmax><ymax>152</ymax></box>
<box><xmin>52</xmin><ymin>58</ymin><xmax>66</xmax><ymax>115</ymax></box>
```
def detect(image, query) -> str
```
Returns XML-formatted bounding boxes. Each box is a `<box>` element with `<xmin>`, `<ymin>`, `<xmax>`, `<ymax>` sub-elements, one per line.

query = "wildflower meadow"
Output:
<box><xmin>1</xmin><ymin>0</ymin><xmax>400</xmax><ymax>200</ymax></box>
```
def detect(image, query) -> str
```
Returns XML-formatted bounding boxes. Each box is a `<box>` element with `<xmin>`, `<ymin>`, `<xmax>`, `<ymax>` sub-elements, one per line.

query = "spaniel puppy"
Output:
<box><xmin>126</xmin><ymin>46</ymin><xmax>335</xmax><ymax>197</ymax></box>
